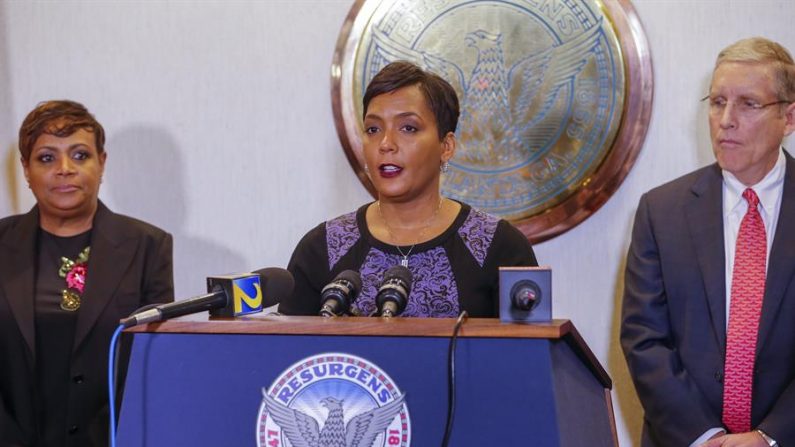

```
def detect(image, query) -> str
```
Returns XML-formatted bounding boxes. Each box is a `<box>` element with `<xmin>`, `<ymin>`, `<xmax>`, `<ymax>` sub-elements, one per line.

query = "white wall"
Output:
<box><xmin>0</xmin><ymin>2</ymin><xmax>13</xmax><ymax>218</ymax></box>
<box><xmin>0</xmin><ymin>1</ymin><xmax>792</xmax><ymax>444</ymax></box>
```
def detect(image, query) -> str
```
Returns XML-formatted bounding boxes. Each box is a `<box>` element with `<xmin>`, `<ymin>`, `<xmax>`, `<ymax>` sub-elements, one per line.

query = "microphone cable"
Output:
<box><xmin>108</xmin><ymin>323</ymin><xmax>125</xmax><ymax>447</ymax></box>
<box><xmin>441</xmin><ymin>310</ymin><xmax>468</xmax><ymax>447</ymax></box>
<box><xmin>109</xmin><ymin>302</ymin><xmax>157</xmax><ymax>446</ymax></box>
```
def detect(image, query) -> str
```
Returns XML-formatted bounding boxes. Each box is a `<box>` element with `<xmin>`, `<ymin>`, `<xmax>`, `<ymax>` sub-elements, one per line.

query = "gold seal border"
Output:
<box><xmin>330</xmin><ymin>0</ymin><xmax>654</xmax><ymax>244</ymax></box>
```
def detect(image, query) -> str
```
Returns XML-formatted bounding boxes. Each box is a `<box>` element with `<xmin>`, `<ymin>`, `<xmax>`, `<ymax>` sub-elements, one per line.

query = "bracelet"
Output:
<box><xmin>757</xmin><ymin>429</ymin><xmax>777</xmax><ymax>447</ymax></box>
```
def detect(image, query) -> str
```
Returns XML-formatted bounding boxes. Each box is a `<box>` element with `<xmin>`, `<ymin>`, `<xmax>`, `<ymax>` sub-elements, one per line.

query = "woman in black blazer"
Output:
<box><xmin>0</xmin><ymin>100</ymin><xmax>174</xmax><ymax>446</ymax></box>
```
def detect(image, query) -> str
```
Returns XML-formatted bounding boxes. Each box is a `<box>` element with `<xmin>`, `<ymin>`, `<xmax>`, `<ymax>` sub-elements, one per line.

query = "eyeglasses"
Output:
<box><xmin>701</xmin><ymin>95</ymin><xmax>791</xmax><ymax>117</ymax></box>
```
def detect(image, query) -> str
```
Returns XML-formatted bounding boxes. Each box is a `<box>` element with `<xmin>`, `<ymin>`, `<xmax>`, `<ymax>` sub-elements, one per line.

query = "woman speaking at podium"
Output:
<box><xmin>283</xmin><ymin>62</ymin><xmax>537</xmax><ymax>318</ymax></box>
<box><xmin>0</xmin><ymin>100</ymin><xmax>174</xmax><ymax>446</ymax></box>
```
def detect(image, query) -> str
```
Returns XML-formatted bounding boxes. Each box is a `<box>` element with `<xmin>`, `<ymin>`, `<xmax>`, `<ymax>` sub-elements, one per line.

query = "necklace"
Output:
<box><xmin>377</xmin><ymin>198</ymin><xmax>443</xmax><ymax>268</ymax></box>
<box><xmin>58</xmin><ymin>246</ymin><xmax>91</xmax><ymax>311</ymax></box>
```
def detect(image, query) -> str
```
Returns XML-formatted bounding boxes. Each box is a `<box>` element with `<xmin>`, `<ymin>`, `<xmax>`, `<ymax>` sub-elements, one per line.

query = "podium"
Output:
<box><xmin>118</xmin><ymin>315</ymin><xmax>616</xmax><ymax>446</ymax></box>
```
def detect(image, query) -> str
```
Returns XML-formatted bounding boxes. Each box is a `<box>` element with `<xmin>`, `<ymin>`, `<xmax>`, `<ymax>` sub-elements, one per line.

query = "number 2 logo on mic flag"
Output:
<box><xmin>232</xmin><ymin>276</ymin><xmax>263</xmax><ymax>314</ymax></box>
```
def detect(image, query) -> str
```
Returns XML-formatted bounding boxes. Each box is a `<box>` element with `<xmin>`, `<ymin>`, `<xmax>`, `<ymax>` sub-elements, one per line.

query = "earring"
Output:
<box><xmin>364</xmin><ymin>164</ymin><xmax>370</xmax><ymax>175</ymax></box>
<box><xmin>440</xmin><ymin>161</ymin><xmax>449</xmax><ymax>173</ymax></box>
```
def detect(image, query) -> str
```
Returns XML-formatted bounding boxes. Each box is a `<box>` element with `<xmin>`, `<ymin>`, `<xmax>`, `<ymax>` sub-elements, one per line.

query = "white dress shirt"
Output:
<box><xmin>723</xmin><ymin>149</ymin><xmax>785</xmax><ymax>324</ymax></box>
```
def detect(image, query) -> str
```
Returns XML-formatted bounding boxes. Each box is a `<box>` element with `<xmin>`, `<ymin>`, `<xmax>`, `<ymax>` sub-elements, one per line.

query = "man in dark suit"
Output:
<box><xmin>621</xmin><ymin>37</ymin><xmax>795</xmax><ymax>447</ymax></box>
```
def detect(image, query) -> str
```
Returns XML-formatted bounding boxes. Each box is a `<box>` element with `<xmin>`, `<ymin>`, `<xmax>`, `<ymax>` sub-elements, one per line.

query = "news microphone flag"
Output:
<box><xmin>208</xmin><ymin>273</ymin><xmax>263</xmax><ymax>317</ymax></box>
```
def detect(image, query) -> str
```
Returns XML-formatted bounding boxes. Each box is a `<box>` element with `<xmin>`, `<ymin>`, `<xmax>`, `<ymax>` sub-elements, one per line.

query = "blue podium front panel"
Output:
<box><xmin>118</xmin><ymin>331</ymin><xmax>610</xmax><ymax>446</ymax></box>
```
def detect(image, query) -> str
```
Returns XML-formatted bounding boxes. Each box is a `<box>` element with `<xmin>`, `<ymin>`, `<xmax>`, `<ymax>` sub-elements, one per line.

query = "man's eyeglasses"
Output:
<box><xmin>701</xmin><ymin>95</ymin><xmax>790</xmax><ymax>117</ymax></box>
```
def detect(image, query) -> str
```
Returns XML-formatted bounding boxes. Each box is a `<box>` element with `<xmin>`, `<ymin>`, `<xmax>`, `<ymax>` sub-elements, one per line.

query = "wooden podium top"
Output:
<box><xmin>127</xmin><ymin>313</ymin><xmax>569</xmax><ymax>337</ymax></box>
<box><xmin>125</xmin><ymin>314</ymin><xmax>611</xmax><ymax>388</ymax></box>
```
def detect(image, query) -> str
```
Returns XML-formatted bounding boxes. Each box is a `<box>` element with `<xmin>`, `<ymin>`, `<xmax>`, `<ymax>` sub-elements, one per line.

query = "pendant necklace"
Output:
<box><xmin>377</xmin><ymin>198</ymin><xmax>443</xmax><ymax>268</ymax></box>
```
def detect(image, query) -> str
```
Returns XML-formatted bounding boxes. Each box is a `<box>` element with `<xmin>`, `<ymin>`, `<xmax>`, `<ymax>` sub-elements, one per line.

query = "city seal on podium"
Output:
<box><xmin>331</xmin><ymin>0</ymin><xmax>653</xmax><ymax>242</ymax></box>
<box><xmin>257</xmin><ymin>353</ymin><xmax>411</xmax><ymax>447</ymax></box>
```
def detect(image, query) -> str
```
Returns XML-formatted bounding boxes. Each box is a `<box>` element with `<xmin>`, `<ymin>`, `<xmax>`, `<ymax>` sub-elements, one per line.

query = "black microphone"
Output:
<box><xmin>498</xmin><ymin>266</ymin><xmax>551</xmax><ymax>323</ymax></box>
<box><xmin>319</xmin><ymin>270</ymin><xmax>363</xmax><ymax>317</ymax></box>
<box><xmin>376</xmin><ymin>265</ymin><xmax>412</xmax><ymax>317</ymax></box>
<box><xmin>510</xmin><ymin>280</ymin><xmax>542</xmax><ymax>311</ymax></box>
<box><xmin>256</xmin><ymin>267</ymin><xmax>296</xmax><ymax>309</ymax></box>
<box><xmin>209</xmin><ymin>267</ymin><xmax>295</xmax><ymax>317</ymax></box>
<box><xmin>120</xmin><ymin>268</ymin><xmax>293</xmax><ymax>327</ymax></box>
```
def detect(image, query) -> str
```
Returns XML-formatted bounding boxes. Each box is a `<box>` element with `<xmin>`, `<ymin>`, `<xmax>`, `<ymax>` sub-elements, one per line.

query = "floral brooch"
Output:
<box><xmin>58</xmin><ymin>246</ymin><xmax>90</xmax><ymax>311</ymax></box>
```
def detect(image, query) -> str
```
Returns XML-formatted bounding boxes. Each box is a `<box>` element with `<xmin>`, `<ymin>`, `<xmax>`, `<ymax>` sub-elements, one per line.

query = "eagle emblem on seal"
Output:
<box><xmin>261</xmin><ymin>391</ymin><xmax>407</xmax><ymax>447</ymax></box>
<box><xmin>370</xmin><ymin>18</ymin><xmax>603</xmax><ymax>167</ymax></box>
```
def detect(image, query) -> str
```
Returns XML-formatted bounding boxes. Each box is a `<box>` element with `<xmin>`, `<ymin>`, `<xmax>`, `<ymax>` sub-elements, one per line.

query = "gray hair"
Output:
<box><xmin>715</xmin><ymin>37</ymin><xmax>795</xmax><ymax>102</ymax></box>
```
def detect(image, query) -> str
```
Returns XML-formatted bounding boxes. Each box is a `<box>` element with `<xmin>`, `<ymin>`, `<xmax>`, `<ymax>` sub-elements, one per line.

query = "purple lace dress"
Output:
<box><xmin>283</xmin><ymin>201</ymin><xmax>537</xmax><ymax>317</ymax></box>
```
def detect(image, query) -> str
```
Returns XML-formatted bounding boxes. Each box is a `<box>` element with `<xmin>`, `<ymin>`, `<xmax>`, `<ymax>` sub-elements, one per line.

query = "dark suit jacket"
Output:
<box><xmin>0</xmin><ymin>201</ymin><xmax>173</xmax><ymax>447</ymax></box>
<box><xmin>621</xmin><ymin>153</ymin><xmax>795</xmax><ymax>446</ymax></box>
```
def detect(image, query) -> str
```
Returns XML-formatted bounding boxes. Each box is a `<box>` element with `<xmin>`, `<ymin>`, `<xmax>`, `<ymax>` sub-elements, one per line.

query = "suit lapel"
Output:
<box><xmin>0</xmin><ymin>207</ymin><xmax>40</xmax><ymax>358</ymax></box>
<box><xmin>756</xmin><ymin>152</ymin><xmax>795</xmax><ymax>351</ymax></box>
<box><xmin>685</xmin><ymin>165</ymin><xmax>727</xmax><ymax>349</ymax></box>
<box><xmin>73</xmin><ymin>202</ymin><xmax>136</xmax><ymax>351</ymax></box>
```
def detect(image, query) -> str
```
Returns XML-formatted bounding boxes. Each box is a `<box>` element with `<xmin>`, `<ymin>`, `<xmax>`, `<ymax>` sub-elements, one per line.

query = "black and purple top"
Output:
<box><xmin>283</xmin><ymin>201</ymin><xmax>537</xmax><ymax>317</ymax></box>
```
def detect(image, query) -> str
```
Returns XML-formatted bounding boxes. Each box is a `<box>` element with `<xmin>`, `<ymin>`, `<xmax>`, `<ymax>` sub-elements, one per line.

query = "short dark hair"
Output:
<box><xmin>363</xmin><ymin>61</ymin><xmax>460</xmax><ymax>139</ymax></box>
<box><xmin>18</xmin><ymin>100</ymin><xmax>105</xmax><ymax>161</ymax></box>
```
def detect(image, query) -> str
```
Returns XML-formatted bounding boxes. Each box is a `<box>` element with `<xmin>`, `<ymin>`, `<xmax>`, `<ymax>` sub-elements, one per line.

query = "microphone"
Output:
<box><xmin>498</xmin><ymin>266</ymin><xmax>552</xmax><ymax>323</ymax></box>
<box><xmin>256</xmin><ymin>267</ymin><xmax>296</xmax><ymax>309</ymax></box>
<box><xmin>376</xmin><ymin>265</ymin><xmax>412</xmax><ymax>317</ymax></box>
<box><xmin>120</xmin><ymin>268</ymin><xmax>293</xmax><ymax>327</ymax></box>
<box><xmin>209</xmin><ymin>267</ymin><xmax>295</xmax><ymax>316</ymax></box>
<box><xmin>319</xmin><ymin>270</ymin><xmax>363</xmax><ymax>317</ymax></box>
<box><xmin>510</xmin><ymin>280</ymin><xmax>542</xmax><ymax>311</ymax></box>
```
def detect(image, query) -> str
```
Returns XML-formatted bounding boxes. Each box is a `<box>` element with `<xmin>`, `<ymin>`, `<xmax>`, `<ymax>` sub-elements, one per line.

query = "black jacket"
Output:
<box><xmin>0</xmin><ymin>202</ymin><xmax>173</xmax><ymax>446</ymax></box>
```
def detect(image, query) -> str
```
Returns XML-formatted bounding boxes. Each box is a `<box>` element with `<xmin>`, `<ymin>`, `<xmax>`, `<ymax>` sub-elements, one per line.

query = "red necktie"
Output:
<box><xmin>722</xmin><ymin>188</ymin><xmax>767</xmax><ymax>433</ymax></box>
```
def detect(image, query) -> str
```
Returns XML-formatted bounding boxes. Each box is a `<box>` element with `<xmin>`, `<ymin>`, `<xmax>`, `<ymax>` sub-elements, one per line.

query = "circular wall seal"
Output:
<box><xmin>331</xmin><ymin>0</ymin><xmax>653</xmax><ymax>243</ymax></box>
<box><xmin>257</xmin><ymin>353</ymin><xmax>411</xmax><ymax>447</ymax></box>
